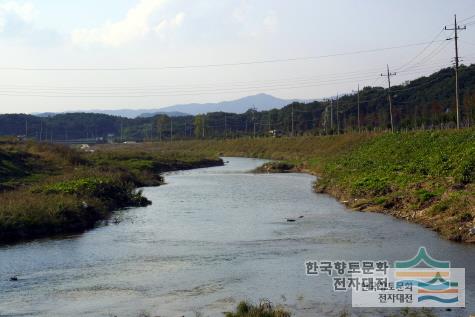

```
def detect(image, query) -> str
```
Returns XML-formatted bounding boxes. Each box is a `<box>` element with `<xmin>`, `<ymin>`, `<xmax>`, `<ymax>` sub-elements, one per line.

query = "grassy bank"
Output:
<box><xmin>157</xmin><ymin>130</ymin><xmax>475</xmax><ymax>243</ymax></box>
<box><xmin>0</xmin><ymin>139</ymin><xmax>222</xmax><ymax>243</ymax></box>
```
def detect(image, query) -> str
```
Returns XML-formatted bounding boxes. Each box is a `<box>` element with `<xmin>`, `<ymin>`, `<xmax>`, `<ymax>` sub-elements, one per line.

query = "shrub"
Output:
<box><xmin>415</xmin><ymin>189</ymin><xmax>436</xmax><ymax>203</ymax></box>
<box><xmin>225</xmin><ymin>301</ymin><xmax>291</xmax><ymax>317</ymax></box>
<box><xmin>351</xmin><ymin>176</ymin><xmax>390</xmax><ymax>196</ymax></box>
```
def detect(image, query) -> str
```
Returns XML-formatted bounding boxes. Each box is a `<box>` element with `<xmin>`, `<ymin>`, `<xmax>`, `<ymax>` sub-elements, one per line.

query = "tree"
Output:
<box><xmin>463</xmin><ymin>90</ymin><xmax>475</xmax><ymax>127</ymax></box>
<box><xmin>194</xmin><ymin>115</ymin><xmax>205</xmax><ymax>138</ymax></box>
<box><xmin>157</xmin><ymin>115</ymin><xmax>169</xmax><ymax>141</ymax></box>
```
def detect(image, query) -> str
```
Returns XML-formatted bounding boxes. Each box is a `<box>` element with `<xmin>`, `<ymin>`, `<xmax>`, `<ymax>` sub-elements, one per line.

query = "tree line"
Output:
<box><xmin>1</xmin><ymin>64</ymin><xmax>475</xmax><ymax>142</ymax></box>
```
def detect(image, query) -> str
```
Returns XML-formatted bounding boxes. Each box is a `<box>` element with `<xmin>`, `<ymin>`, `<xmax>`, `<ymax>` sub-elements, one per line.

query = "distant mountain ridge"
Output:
<box><xmin>34</xmin><ymin>110</ymin><xmax>190</xmax><ymax>119</ymax></box>
<box><xmin>3</xmin><ymin>64</ymin><xmax>475</xmax><ymax>141</ymax></box>
<box><xmin>140</xmin><ymin>93</ymin><xmax>309</xmax><ymax>117</ymax></box>
<box><xmin>32</xmin><ymin>94</ymin><xmax>310</xmax><ymax>118</ymax></box>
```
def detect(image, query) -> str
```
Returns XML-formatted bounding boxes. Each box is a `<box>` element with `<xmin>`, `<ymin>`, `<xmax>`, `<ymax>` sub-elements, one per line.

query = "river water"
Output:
<box><xmin>0</xmin><ymin>158</ymin><xmax>473</xmax><ymax>317</ymax></box>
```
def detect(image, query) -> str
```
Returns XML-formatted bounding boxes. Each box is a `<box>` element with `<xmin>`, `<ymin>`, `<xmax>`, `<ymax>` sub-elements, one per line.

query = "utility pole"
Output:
<box><xmin>381</xmin><ymin>64</ymin><xmax>397</xmax><ymax>132</ymax></box>
<box><xmin>202</xmin><ymin>116</ymin><xmax>205</xmax><ymax>138</ymax></box>
<box><xmin>224</xmin><ymin>113</ymin><xmax>227</xmax><ymax>138</ymax></box>
<box><xmin>170</xmin><ymin>117</ymin><xmax>173</xmax><ymax>142</ymax></box>
<box><xmin>330</xmin><ymin>99</ymin><xmax>334</xmax><ymax>132</ymax></box>
<box><xmin>251</xmin><ymin>108</ymin><xmax>256</xmax><ymax>138</ymax></box>
<box><xmin>268</xmin><ymin>112</ymin><xmax>271</xmax><ymax>132</ymax></box>
<box><xmin>120</xmin><ymin>119</ymin><xmax>124</xmax><ymax>142</ymax></box>
<box><xmin>336</xmin><ymin>94</ymin><xmax>340</xmax><ymax>135</ymax></box>
<box><xmin>291</xmin><ymin>104</ymin><xmax>294</xmax><ymax>137</ymax></box>
<box><xmin>445</xmin><ymin>14</ymin><xmax>466</xmax><ymax>129</ymax></box>
<box><xmin>39</xmin><ymin>120</ymin><xmax>43</xmax><ymax>142</ymax></box>
<box><xmin>323</xmin><ymin>105</ymin><xmax>328</xmax><ymax>135</ymax></box>
<box><xmin>357</xmin><ymin>84</ymin><xmax>361</xmax><ymax>133</ymax></box>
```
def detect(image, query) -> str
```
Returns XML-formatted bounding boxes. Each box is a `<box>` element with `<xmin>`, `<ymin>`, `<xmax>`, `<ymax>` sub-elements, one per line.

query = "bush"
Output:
<box><xmin>415</xmin><ymin>189</ymin><xmax>436</xmax><ymax>203</ymax></box>
<box><xmin>351</xmin><ymin>176</ymin><xmax>390</xmax><ymax>196</ymax></box>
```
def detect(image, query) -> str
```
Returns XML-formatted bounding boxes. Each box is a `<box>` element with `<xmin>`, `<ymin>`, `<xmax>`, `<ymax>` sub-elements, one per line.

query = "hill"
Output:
<box><xmin>31</xmin><ymin>93</ymin><xmax>302</xmax><ymax>119</ymax></box>
<box><xmin>33</xmin><ymin>110</ymin><xmax>190</xmax><ymax>119</ymax></box>
<box><xmin>151</xmin><ymin>93</ymin><xmax>306</xmax><ymax>115</ymax></box>
<box><xmin>1</xmin><ymin>64</ymin><xmax>474</xmax><ymax>141</ymax></box>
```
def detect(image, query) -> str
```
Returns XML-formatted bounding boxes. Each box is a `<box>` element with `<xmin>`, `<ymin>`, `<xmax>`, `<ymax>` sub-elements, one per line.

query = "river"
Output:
<box><xmin>0</xmin><ymin>158</ymin><xmax>473</xmax><ymax>316</ymax></box>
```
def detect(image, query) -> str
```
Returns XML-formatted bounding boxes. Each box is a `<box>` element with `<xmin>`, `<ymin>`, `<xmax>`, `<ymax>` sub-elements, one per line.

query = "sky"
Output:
<box><xmin>0</xmin><ymin>0</ymin><xmax>475</xmax><ymax>114</ymax></box>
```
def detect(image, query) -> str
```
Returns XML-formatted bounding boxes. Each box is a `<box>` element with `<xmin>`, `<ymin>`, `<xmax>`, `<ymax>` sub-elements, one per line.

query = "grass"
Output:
<box><xmin>3</xmin><ymin>130</ymin><xmax>475</xmax><ymax>243</ymax></box>
<box><xmin>0</xmin><ymin>139</ymin><xmax>222</xmax><ymax>243</ymax></box>
<box><xmin>223</xmin><ymin>302</ymin><xmax>439</xmax><ymax>317</ymax></box>
<box><xmin>225</xmin><ymin>301</ymin><xmax>291</xmax><ymax>317</ymax></box>
<box><xmin>156</xmin><ymin>130</ymin><xmax>475</xmax><ymax>243</ymax></box>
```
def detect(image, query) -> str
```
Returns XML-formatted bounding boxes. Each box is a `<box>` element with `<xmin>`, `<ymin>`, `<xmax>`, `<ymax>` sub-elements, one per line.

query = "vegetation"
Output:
<box><xmin>225</xmin><ymin>301</ymin><xmax>291</xmax><ymax>317</ymax></box>
<box><xmin>156</xmin><ymin>130</ymin><xmax>475</xmax><ymax>243</ymax></box>
<box><xmin>254</xmin><ymin>162</ymin><xmax>296</xmax><ymax>173</ymax></box>
<box><xmin>2</xmin><ymin>65</ymin><xmax>475</xmax><ymax>142</ymax></box>
<box><xmin>0</xmin><ymin>138</ymin><xmax>222</xmax><ymax>243</ymax></box>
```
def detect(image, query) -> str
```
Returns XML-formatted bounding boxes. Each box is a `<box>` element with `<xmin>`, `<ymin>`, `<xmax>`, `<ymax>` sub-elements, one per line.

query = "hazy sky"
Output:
<box><xmin>0</xmin><ymin>0</ymin><xmax>474</xmax><ymax>113</ymax></box>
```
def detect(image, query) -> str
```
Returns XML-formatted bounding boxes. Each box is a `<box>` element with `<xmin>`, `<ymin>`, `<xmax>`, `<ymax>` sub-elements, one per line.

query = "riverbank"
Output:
<box><xmin>0</xmin><ymin>139</ymin><xmax>222</xmax><ymax>244</ymax></box>
<box><xmin>156</xmin><ymin>130</ymin><xmax>475</xmax><ymax>243</ymax></box>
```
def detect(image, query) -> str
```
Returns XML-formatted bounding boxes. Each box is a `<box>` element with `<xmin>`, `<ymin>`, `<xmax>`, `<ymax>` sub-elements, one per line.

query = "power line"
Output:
<box><xmin>396</xmin><ymin>28</ymin><xmax>445</xmax><ymax>72</ymax></box>
<box><xmin>0</xmin><ymin>62</ymin><xmax>454</xmax><ymax>97</ymax></box>
<box><xmin>401</xmin><ymin>39</ymin><xmax>450</xmax><ymax>71</ymax></box>
<box><xmin>459</xmin><ymin>13</ymin><xmax>475</xmax><ymax>23</ymax></box>
<box><xmin>0</xmin><ymin>62</ymin><xmax>448</xmax><ymax>92</ymax></box>
<box><xmin>0</xmin><ymin>40</ymin><xmax>448</xmax><ymax>72</ymax></box>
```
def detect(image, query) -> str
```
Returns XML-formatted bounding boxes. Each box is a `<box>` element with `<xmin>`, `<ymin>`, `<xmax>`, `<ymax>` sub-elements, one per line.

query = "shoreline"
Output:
<box><xmin>1</xmin><ymin>158</ymin><xmax>224</xmax><ymax>245</ymax></box>
<box><xmin>155</xmin><ymin>132</ymin><xmax>475</xmax><ymax>244</ymax></box>
<box><xmin>257</xmin><ymin>160</ymin><xmax>475</xmax><ymax>244</ymax></box>
<box><xmin>0</xmin><ymin>140</ymin><xmax>224</xmax><ymax>245</ymax></box>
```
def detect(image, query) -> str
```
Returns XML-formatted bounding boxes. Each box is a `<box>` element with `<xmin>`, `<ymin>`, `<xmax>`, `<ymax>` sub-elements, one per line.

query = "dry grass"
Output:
<box><xmin>0</xmin><ymin>140</ymin><xmax>222</xmax><ymax>243</ymax></box>
<box><xmin>156</xmin><ymin>130</ymin><xmax>475</xmax><ymax>243</ymax></box>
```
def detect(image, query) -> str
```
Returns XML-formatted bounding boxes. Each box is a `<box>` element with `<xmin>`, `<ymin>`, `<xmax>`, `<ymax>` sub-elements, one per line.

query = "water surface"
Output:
<box><xmin>0</xmin><ymin>157</ymin><xmax>473</xmax><ymax>316</ymax></box>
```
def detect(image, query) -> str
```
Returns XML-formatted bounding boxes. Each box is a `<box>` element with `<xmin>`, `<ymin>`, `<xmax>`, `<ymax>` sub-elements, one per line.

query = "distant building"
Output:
<box><xmin>79</xmin><ymin>144</ymin><xmax>94</xmax><ymax>153</ymax></box>
<box><xmin>107</xmin><ymin>134</ymin><xmax>115</xmax><ymax>144</ymax></box>
<box><xmin>269</xmin><ymin>130</ymin><xmax>283</xmax><ymax>138</ymax></box>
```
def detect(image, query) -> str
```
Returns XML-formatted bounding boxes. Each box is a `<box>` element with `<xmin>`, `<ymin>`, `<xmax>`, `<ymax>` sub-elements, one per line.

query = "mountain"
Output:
<box><xmin>31</xmin><ymin>94</ymin><xmax>305</xmax><ymax>118</ymax></box>
<box><xmin>148</xmin><ymin>93</ymin><xmax>307</xmax><ymax>116</ymax></box>
<box><xmin>33</xmin><ymin>110</ymin><xmax>190</xmax><ymax>119</ymax></box>
<box><xmin>4</xmin><ymin>65</ymin><xmax>474</xmax><ymax>141</ymax></box>
<box><xmin>101</xmin><ymin>110</ymin><xmax>190</xmax><ymax>118</ymax></box>
<box><xmin>138</xmin><ymin>111</ymin><xmax>191</xmax><ymax>118</ymax></box>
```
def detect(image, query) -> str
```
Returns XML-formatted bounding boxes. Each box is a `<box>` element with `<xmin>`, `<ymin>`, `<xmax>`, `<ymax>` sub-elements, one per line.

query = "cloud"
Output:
<box><xmin>232</xmin><ymin>1</ymin><xmax>252</xmax><ymax>24</ymax></box>
<box><xmin>263</xmin><ymin>11</ymin><xmax>278</xmax><ymax>32</ymax></box>
<box><xmin>154</xmin><ymin>12</ymin><xmax>185</xmax><ymax>34</ymax></box>
<box><xmin>232</xmin><ymin>2</ymin><xmax>279</xmax><ymax>38</ymax></box>
<box><xmin>71</xmin><ymin>0</ymin><xmax>169</xmax><ymax>47</ymax></box>
<box><xmin>0</xmin><ymin>1</ymin><xmax>34</xmax><ymax>32</ymax></box>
